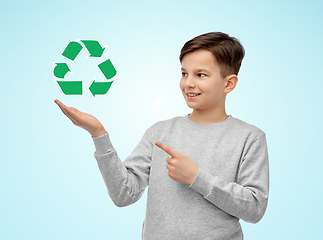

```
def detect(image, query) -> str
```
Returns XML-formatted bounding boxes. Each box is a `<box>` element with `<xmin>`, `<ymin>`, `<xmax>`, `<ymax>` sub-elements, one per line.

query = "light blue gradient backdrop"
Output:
<box><xmin>1</xmin><ymin>0</ymin><xmax>322</xmax><ymax>239</ymax></box>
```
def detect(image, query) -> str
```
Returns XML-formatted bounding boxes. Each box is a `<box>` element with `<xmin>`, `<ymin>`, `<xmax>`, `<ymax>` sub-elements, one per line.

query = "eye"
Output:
<box><xmin>198</xmin><ymin>73</ymin><xmax>206</xmax><ymax>77</ymax></box>
<box><xmin>182</xmin><ymin>72</ymin><xmax>188</xmax><ymax>77</ymax></box>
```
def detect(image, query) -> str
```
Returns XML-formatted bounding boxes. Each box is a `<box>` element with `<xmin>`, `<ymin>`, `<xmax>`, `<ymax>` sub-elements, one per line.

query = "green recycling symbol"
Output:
<box><xmin>53</xmin><ymin>40</ymin><xmax>117</xmax><ymax>97</ymax></box>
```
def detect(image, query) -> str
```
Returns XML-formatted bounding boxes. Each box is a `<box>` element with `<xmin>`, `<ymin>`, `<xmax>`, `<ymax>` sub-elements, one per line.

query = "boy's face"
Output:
<box><xmin>180</xmin><ymin>49</ymin><xmax>229</xmax><ymax>111</ymax></box>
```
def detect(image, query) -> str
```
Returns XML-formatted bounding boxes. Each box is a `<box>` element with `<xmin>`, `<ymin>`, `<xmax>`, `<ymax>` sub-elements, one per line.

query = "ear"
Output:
<box><xmin>224</xmin><ymin>74</ymin><xmax>238</xmax><ymax>94</ymax></box>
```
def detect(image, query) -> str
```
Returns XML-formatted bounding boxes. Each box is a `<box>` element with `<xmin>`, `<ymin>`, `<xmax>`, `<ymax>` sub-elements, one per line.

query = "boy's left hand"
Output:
<box><xmin>155</xmin><ymin>141</ymin><xmax>199</xmax><ymax>185</ymax></box>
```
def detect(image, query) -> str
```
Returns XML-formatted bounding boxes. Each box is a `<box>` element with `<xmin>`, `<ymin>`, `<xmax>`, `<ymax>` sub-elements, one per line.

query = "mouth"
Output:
<box><xmin>186</xmin><ymin>92</ymin><xmax>201</xmax><ymax>100</ymax></box>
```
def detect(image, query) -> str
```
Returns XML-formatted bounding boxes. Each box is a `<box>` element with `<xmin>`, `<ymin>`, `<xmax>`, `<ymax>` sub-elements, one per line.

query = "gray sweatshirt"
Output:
<box><xmin>92</xmin><ymin>114</ymin><xmax>269</xmax><ymax>240</ymax></box>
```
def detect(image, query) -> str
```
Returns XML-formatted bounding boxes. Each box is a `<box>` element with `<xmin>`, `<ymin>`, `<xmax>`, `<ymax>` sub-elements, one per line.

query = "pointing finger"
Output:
<box><xmin>155</xmin><ymin>141</ymin><xmax>178</xmax><ymax>158</ymax></box>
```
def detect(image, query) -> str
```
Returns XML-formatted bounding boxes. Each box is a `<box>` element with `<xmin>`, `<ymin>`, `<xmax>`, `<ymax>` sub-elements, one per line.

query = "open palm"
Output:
<box><xmin>54</xmin><ymin>99</ymin><xmax>106</xmax><ymax>138</ymax></box>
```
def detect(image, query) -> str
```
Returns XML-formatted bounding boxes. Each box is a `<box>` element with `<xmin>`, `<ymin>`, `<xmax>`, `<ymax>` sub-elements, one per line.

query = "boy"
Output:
<box><xmin>54</xmin><ymin>32</ymin><xmax>269</xmax><ymax>240</ymax></box>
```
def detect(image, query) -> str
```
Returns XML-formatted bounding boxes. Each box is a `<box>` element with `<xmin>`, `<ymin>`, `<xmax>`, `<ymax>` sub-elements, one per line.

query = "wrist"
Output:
<box><xmin>91</xmin><ymin>127</ymin><xmax>107</xmax><ymax>138</ymax></box>
<box><xmin>189</xmin><ymin>167</ymin><xmax>199</xmax><ymax>185</ymax></box>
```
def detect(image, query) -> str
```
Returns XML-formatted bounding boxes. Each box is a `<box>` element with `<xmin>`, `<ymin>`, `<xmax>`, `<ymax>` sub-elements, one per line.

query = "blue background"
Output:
<box><xmin>1</xmin><ymin>0</ymin><xmax>322</xmax><ymax>239</ymax></box>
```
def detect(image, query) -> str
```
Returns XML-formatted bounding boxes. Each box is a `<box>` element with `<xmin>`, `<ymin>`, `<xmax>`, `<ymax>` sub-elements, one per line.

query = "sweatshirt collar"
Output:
<box><xmin>182</xmin><ymin>114</ymin><xmax>234</xmax><ymax>131</ymax></box>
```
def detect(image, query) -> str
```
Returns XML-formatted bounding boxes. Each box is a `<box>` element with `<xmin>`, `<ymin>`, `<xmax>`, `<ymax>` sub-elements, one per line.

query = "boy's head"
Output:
<box><xmin>179</xmin><ymin>32</ymin><xmax>245</xmax><ymax>117</ymax></box>
<box><xmin>179</xmin><ymin>32</ymin><xmax>245</xmax><ymax>78</ymax></box>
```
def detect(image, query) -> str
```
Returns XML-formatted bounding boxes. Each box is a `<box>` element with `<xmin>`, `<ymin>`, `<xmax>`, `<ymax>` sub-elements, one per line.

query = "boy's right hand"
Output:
<box><xmin>54</xmin><ymin>99</ymin><xmax>107</xmax><ymax>138</ymax></box>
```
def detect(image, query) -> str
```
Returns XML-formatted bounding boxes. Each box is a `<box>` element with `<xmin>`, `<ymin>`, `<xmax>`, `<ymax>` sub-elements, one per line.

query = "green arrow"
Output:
<box><xmin>53</xmin><ymin>63</ymin><xmax>71</xmax><ymax>78</ymax></box>
<box><xmin>81</xmin><ymin>40</ymin><xmax>105</xmax><ymax>57</ymax></box>
<box><xmin>89</xmin><ymin>80</ymin><xmax>113</xmax><ymax>97</ymax></box>
<box><xmin>98</xmin><ymin>59</ymin><xmax>117</xmax><ymax>80</ymax></box>
<box><xmin>57</xmin><ymin>80</ymin><xmax>83</xmax><ymax>95</ymax></box>
<box><xmin>62</xmin><ymin>41</ymin><xmax>83</xmax><ymax>61</ymax></box>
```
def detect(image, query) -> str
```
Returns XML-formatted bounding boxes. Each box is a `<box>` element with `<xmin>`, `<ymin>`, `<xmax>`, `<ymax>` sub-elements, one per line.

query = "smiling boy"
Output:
<box><xmin>55</xmin><ymin>32</ymin><xmax>269</xmax><ymax>240</ymax></box>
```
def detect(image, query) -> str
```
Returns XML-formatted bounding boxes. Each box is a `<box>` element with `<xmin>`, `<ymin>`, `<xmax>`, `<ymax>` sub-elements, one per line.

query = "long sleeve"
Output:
<box><xmin>189</xmin><ymin>132</ymin><xmax>269</xmax><ymax>223</ymax></box>
<box><xmin>92</xmin><ymin>126</ymin><xmax>154</xmax><ymax>207</ymax></box>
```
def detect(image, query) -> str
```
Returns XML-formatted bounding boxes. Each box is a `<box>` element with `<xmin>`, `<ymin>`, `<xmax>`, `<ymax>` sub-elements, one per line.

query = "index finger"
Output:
<box><xmin>155</xmin><ymin>141</ymin><xmax>178</xmax><ymax>157</ymax></box>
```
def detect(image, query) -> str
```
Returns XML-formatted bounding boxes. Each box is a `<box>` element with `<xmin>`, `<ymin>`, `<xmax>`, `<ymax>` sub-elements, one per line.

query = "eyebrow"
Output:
<box><xmin>181</xmin><ymin>67</ymin><xmax>211</xmax><ymax>73</ymax></box>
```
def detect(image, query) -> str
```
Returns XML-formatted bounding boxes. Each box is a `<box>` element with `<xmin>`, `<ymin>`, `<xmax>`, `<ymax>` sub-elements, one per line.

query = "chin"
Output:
<box><xmin>186</xmin><ymin>103</ymin><xmax>198</xmax><ymax>109</ymax></box>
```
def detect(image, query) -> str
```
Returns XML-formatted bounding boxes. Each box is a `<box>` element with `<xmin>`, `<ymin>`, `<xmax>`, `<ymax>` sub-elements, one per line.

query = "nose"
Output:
<box><xmin>185</xmin><ymin>75</ymin><xmax>196</xmax><ymax>88</ymax></box>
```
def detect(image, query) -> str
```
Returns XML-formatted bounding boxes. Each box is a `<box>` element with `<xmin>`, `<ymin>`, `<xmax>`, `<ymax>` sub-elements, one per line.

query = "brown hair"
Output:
<box><xmin>179</xmin><ymin>32</ymin><xmax>245</xmax><ymax>78</ymax></box>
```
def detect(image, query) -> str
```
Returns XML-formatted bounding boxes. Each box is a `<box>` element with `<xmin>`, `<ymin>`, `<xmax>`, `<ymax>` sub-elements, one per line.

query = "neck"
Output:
<box><xmin>189</xmin><ymin>107</ymin><xmax>228</xmax><ymax>126</ymax></box>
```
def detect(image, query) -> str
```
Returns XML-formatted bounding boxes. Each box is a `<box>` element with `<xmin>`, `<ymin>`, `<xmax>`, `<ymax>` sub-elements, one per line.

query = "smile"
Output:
<box><xmin>186</xmin><ymin>92</ymin><xmax>201</xmax><ymax>100</ymax></box>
